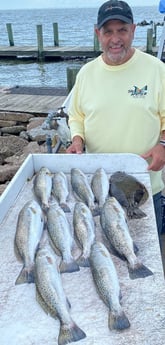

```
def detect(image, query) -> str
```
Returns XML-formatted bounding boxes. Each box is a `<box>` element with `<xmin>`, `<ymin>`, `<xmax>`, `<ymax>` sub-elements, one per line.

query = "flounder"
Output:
<box><xmin>109</xmin><ymin>171</ymin><xmax>149</xmax><ymax>219</ymax></box>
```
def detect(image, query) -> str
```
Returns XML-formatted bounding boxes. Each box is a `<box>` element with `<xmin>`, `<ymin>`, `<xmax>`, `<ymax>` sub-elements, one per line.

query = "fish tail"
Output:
<box><xmin>128</xmin><ymin>262</ymin><xmax>153</xmax><ymax>279</ymax></box>
<box><xmin>58</xmin><ymin>322</ymin><xmax>86</xmax><ymax>345</ymax></box>
<box><xmin>59</xmin><ymin>259</ymin><xmax>80</xmax><ymax>273</ymax></box>
<box><xmin>76</xmin><ymin>254</ymin><xmax>90</xmax><ymax>267</ymax></box>
<box><xmin>127</xmin><ymin>207</ymin><xmax>147</xmax><ymax>219</ymax></box>
<box><xmin>60</xmin><ymin>203</ymin><xmax>71</xmax><ymax>213</ymax></box>
<box><xmin>15</xmin><ymin>265</ymin><xmax>35</xmax><ymax>285</ymax></box>
<box><xmin>108</xmin><ymin>310</ymin><xmax>130</xmax><ymax>330</ymax></box>
<box><xmin>91</xmin><ymin>206</ymin><xmax>100</xmax><ymax>217</ymax></box>
<box><xmin>42</xmin><ymin>203</ymin><xmax>49</xmax><ymax>212</ymax></box>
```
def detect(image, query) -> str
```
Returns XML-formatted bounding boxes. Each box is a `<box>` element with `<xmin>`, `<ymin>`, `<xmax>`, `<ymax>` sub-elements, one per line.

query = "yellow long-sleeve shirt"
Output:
<box><xmin>68</xmin><ymin>49</ymin><xmax>165</xmax><ymax>195</ymax></box>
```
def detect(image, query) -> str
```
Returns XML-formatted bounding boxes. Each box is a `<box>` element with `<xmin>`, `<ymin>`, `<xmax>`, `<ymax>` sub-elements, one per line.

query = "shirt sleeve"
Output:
<box><xmin>68</xmin><ymin>73</ymin><xmax>85</xmax><ymax>140</ymax></box>
<box><xmin>160</xmin><ymin>65</ymin><xmax>165</xmax><ymax>131</ymax></box>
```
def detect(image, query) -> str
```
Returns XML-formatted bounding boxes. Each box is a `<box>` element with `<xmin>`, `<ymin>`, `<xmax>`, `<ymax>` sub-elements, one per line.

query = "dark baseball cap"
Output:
<box><xmin>97</xmin><ymin>0</ymin><xmax>134</xmax><ymax>29</ymax></box>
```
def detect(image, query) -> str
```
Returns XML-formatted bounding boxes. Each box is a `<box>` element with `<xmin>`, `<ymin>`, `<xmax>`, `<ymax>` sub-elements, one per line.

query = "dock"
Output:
<box><xmin>1</xmin><ymin>21</ymin><xmax>164</xmax><ymax>61</ymax></box>
<box><xmin>0</xmin><ymin>45</ymin><xmax>101</xmax><ymax>60</ymax></box>
<box><xmin>0</xmin><ymin>86</ymin><xmax>67</xmax><ymax>115</ymax></box>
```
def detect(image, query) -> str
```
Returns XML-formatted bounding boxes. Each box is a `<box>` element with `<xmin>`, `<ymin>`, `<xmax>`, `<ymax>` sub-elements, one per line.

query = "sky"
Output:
<box><xmin>0</xmin><ymin>0</ymin><xmax>161</xmax><ymax>10</ymax></box>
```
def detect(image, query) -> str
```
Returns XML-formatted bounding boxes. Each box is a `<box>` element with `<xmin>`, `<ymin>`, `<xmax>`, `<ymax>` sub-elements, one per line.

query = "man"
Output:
<box><xmin>66</xmin><ymin>0</ymin><xmax>165</xmax><ymax>241</ymax></box>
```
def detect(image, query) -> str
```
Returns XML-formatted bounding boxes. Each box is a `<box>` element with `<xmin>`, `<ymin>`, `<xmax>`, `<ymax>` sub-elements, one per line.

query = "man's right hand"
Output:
<box><xmin>66</xmin><ymin>135</ymin><xmax>84</xmax><ymax>154</ymax></box>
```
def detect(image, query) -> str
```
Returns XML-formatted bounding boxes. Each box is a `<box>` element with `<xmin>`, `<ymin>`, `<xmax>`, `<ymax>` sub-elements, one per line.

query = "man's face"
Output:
<box><xmin>96</xmin><ymin>20</ymin><xmax>136</xmax><ymax>65</ymax></box>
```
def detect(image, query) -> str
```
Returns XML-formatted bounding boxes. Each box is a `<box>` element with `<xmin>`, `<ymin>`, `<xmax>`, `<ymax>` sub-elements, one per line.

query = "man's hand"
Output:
<box><xmin>66</xmin><ymin>135</ymin><xmax>84</xmax><ymax>154</ymax></box>
<box><xmin>141</xmin><ymin>144</ymin><xmax>165</xmax><ymax>171</ymax></box>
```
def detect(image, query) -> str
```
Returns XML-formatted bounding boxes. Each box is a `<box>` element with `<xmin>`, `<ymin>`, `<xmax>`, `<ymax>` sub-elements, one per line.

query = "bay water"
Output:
<box><xmin>0</xmin><ymin>6</ymin><xmax>164</xmax><ymax>88</ymax></box>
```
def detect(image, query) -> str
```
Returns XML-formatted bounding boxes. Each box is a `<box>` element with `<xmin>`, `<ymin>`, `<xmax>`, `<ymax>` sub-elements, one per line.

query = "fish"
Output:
<box><xmin>33</xmin><ymin>167</ymin><xmax>52</xmax><ymax>212</ymax></box>
<box><xmin>90</xmin><ymin>241</ymin><xmax>130</xmax><ymax>331</ymax></box>
<box><xmin>35</xmin><ymin>245</ymin><xmax>86</xmax><ymax>345</ymax></box>
<box><xmin>109</xmin><ymin>171</ymin><xmax>149</xmax><ymax>219</ymax></box>
<box><xmin>73</xmin><ymin>202</ymin><xmax>96</xmax><ymax>267</ymax></box>
<box><xmin>100</xmin><ymin>197</ymin><xmax>153</xmax><ymax>279</ymax></box>
<box><xmin>52</xmin><ymin>171</ymin><xmax>71</xmax><ymax>213</ymax></box>
<box><xmin>71</xmin><ymin>168</ymin><xmax>99</xmax><ymax>216</ymax></box>
<box><xmin>14</xmin><ymin>199</ymin><xmax>44</xmax><ymax>284</ymax></box>
<box><xmin>47</xmin><ymin>203</ymin><xmax>79</xmax><ymax>273</ymax></box>
<box><xmin>91</xmin><ymin>167</ymin><xmax>109</xmax><ymax>208</ymax></box>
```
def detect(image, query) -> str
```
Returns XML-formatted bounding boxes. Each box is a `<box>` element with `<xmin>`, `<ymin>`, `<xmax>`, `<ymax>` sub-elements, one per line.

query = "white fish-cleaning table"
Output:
<box><xmin>0</xmin><ymin>153</ymin><xmax>165</xmax><ymax>345</ymax></box>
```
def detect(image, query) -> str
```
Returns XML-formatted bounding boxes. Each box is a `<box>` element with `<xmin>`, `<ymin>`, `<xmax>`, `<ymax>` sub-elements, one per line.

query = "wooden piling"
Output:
<box><xmin>36</xmin><ymin>24</ymin><xmax>44</xmax><ymax>61</ymax></box>
<box><xmin>53</xmin><ymin>23</ymin><xmax>59</xmax><ymax>46</ymax></box>
<box><xmin>146</xmin><ymin>28</ymin><xmax>153</xmax><ymax>54</ymax></box>
<box><xmin>6</xmin><ymin>23</ymin><xmax>14</xmax><ymax>46</ymax></box>
<box><xmin>94</xmin><ymin>24</ymin><xmax>100</xmax><ymax>51</ymax></box>
<box><xmin>67</xmin><ymin>67</ymin><xmax>80</xmax><ymax>93</ymax></box>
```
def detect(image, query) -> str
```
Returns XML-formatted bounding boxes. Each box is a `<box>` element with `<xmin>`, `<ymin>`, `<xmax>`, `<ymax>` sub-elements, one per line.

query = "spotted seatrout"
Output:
<box><xmin>14</xmin><ymin>199</ymin><xmax>44</xmax><ymax>284</ymax></box>
<box><xmin>33</xmin><ymin>167</ymin><xmax>52</xmax><ymax>211</ymax></box>
<box><xmin>52</xmin><ymin>171</ymin><xmax>70</xmax><ymax>213</ymax></box>
<box><xmin>91</xmin><ymin>167</ymin><xmax>109</xmax><ymax>208</ymax></box>
<box><xmin>90</xmin><ymin>241</ymin><xmax>130</xmax><ymax>330</ymax></box>
<box><xmin>47</xmin><ymin>203</ymin><xmax>79</xmax><ymax>273</ymax></box>
<box><xmin>71</xmin><ymin>168</ymin><xmax>99</xmax><ymax>216</ymax></box>
<box><xmin>100</xmin><ymin>197</ymin><xmax>153</xmax><ymax>279</ymax></box>
<box><xmin>73</xmin><ymin>202</ymin><xmax>96</xmax><ymax>267</ymax></box>
<box><xmin>35</xmin><ymin>245</ymin><xmax>86</xmax><ymax>345</ymax></box>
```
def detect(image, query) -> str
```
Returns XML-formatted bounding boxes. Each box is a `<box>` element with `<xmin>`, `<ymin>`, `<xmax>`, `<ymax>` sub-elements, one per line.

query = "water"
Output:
<box><xmin>0</xmin><ymin>6</ymin><xmax>164</xmax><ymax>88</ymax></box>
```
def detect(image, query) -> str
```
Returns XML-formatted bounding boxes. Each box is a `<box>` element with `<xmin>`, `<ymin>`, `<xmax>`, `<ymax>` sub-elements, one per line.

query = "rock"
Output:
<box><xmin>0</xmin><ymin>135</ymin><xmax>28</xmax><ymax>158</ymax></box>
<box><xmin>0</xmin><ymin>120</ymin><xmax>16</xmax><ymax>127</ymax></box>
<box><xmin>0</xmin><ymin>164</ymin><xmax>20</xmax><ymax>183</ymax></box>
<box><xmin>26</xmin><ymin>126</ymin><xmax>56</xmax><ymax>142</ymax></box>
<box><xmin>1</xmin><ymin>125</ymin><xmax>27</xmax><ymax>135</ymax></box>
<box><xmin>0</xmin><ymin>111</ymin><xmax>34</xmax><ymax>122</ymax></box>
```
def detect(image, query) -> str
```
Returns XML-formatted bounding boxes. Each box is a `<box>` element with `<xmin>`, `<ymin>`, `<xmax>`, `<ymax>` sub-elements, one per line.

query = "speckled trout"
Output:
<box><xmin>47</xmin><ymin>203</ymin><xmax>79</xmax><ymax>273</ymax></box>
<box><xmin>90</xmin><ymin>241</ymin><xmax>130</xmax><ymax>330</ymax></box>
<box><xmin>100</xmin><ymin>197</ymin><xmax>153</xmax><ymax>279</ymax></box>
<box><xmin>73</xmin><ymin>202</ymin><xmax>96</xmax><ymax>267</ymax></box>
<box><xmin>91</xmin><ymin>167</ymin><xmax>109</xmax><ymax>208</ymax></box>
<box><xmin>35</xmin><ymin>245</ymin><xmax>86</xmax><ymax>345</ymax></box>
<box><xmin>14</xmin><ymin>199</ymin><xmax>44</xmax><ymax>284</ymax></box>
<box><xmin>52</xmin><ymin>171</ymin><xmax>70</xmax><ymax>213</ymax></box>
<box><xmin>71</xmin><ymin>168</ymin><xmax>99</xmax><ymax>216</ymax></box>
<box><xmin>33</xmin><ymin>167</ymin><xmax>52</xmax><ymax>211</ymax></box>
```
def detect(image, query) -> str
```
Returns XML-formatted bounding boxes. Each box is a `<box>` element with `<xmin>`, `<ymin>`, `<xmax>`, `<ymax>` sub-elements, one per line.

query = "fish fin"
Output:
<box><xmin>127</xmin><ymin>207</ymin><xmax>147</xmax><ymax>219</ymax></box>
<box><xmin>66</xmin><ymin>297</ymin><xmax>71</xmax><ymax>310</ymax></box>
<box><xmin>15</xmin><ymin>265</ymin><xmax>35</xmax><ymax>285</ymax></box>
<box><xmin>109</xmin><ymin>311</ymin><xmax>130</xmax><ymax>330</ymax></box>
<box><xmin>59</xmin><ymin>259</ymin><xmax>80</xmax><ymax>273</ymax></box>
<box><xmin>128</xmin><ymin>263</ymin><xmax>153</xmax><ymax>279</ymax></box>
<box><xmin>58</xmin><ymin>322</ymin><xmax>86</xmax><ymax>345</ymax></box>
<box><xmin>133</xmin><ymin>242</ymin><xmax>139</xmax><ymax>254</ymax></box>
<box><xmin>76</xmin><ymin>254</ymin><xmax>90</xmax><ymax>268</ymax></box>
<box><xmin>106</xmin><ymin>242</ymin><xmax>126</xmax><ymax>261</ymax></box>
<box><xmin>60</xmin><ymin>203</ymin><xmax>71</xmax><ymax>213</ymax></box>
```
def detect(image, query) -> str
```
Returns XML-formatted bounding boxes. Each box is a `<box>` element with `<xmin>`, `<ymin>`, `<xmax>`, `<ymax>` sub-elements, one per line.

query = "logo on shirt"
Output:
<box><xmin>128</xmin><ymin>85</ymin><xmax>148</xmax><ymax>98</ymax></box>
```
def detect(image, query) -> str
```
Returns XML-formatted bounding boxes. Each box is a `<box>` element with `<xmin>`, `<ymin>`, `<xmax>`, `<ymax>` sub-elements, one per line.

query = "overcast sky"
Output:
<box><xmin>0</xmin><ymin>0</ymin><xmax>161</xmax><ymax>10</ymax></box>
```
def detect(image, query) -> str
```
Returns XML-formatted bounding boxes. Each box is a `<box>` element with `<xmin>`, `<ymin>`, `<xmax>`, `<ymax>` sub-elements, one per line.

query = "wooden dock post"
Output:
<box><xmin>94</xmin><ymin>24</ymin><xmax>100</xmax><ymax>51</ymax></box>
<box><xmin>146</xmin><ymin>28</ymin><xmax>153</xmax><ymax>54</ymax></box>
<box><xmin>67</xmin><ymin>67</ymin><xmax>80</xmax><ymax>93</ymax></box>
<box><xmin>37</xmin><ymin>24</ymin><xmax>44</xmax><ymax>61</ymax></box>
<box><xmin>6</xmin><ymin>23</ymin><xmax>14</xmax><ymax>46</ymax></box>
<box><xmin>53</xmin><ymin>23</ymin><xmax>59</xmax><ymax>46</ymax></box>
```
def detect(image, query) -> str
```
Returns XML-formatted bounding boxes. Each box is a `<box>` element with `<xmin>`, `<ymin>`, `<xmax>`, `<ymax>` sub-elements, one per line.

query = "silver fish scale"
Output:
<box><xmin>71</xmin><ymin>168</ymin><xmax>95</xmax><ymax>208</ymax></box>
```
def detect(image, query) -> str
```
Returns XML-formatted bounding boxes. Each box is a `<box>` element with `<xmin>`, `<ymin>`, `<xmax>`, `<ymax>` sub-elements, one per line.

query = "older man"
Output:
<box><xmin>66</xmin><ymin>1</ymin><xmax>165</xmax><ymax>241</ymax></box>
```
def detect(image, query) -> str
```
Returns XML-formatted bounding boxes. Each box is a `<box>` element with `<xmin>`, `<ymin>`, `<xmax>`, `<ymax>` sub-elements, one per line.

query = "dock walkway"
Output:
<box><xmin>0</xmin><ymin>86</ymin><xmax>67</xmax><ymax>115</ymax></box>
<box><xmin>0</xmin><ymin>45</ymin><xmax>100</xmax><ymax>60</ymax></box>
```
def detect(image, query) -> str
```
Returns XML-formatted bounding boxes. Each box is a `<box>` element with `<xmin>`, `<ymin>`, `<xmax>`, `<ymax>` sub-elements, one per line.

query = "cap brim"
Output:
<box><xmin>98</xmin><ymin>15</ymin><xmax>133</xmax><ymax>29</ymax></box>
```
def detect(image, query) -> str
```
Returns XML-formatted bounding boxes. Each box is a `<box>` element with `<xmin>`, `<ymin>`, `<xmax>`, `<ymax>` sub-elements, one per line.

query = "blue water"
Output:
<box><xmin>0</xmin><ymin>6</ymin><xmax>164</xmax><ymax>88</ymax></box>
